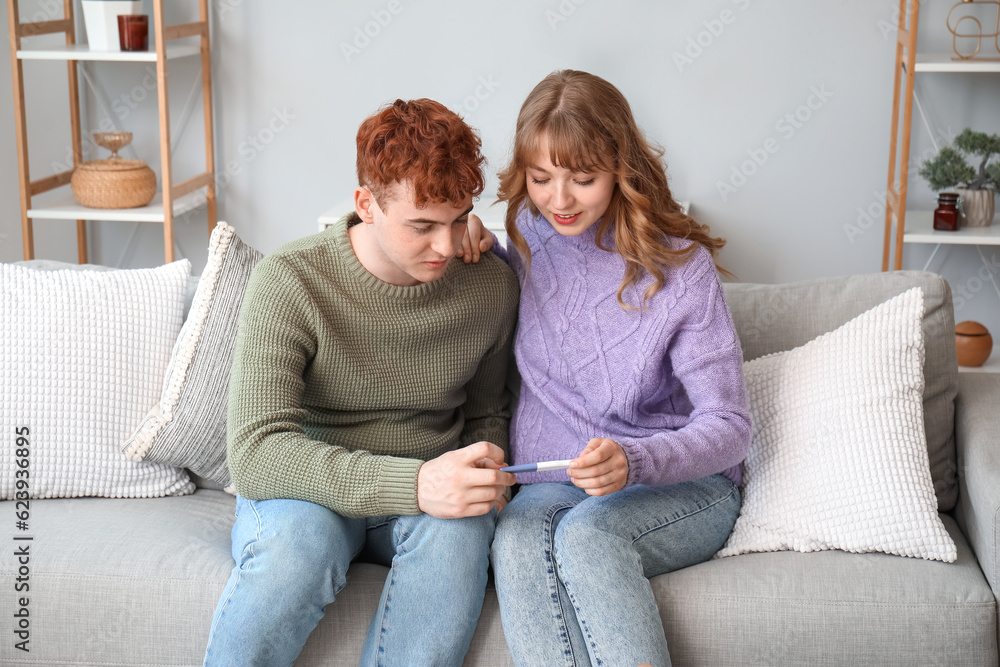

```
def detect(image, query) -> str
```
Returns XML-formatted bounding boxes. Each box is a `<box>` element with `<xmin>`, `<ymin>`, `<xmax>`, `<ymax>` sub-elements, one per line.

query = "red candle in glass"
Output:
<box><xmin>118</xmin><ymin>14</ymin><xmax>149</xmax><ymax>52</ymax></box>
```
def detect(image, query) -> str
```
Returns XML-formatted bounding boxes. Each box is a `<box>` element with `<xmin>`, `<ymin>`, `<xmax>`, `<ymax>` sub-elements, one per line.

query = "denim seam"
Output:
<box><xmin>373</xmin><ymin>518</ymin><xmax>412</xmax><ymax>666</ymax></box>
<box><xmin>204</xmin><ymin>499</ymin><xmax>265</xmax><ymax>663</ymax></box>
<box><xmin>544</xmin><ymin>501</ymin><xmax>580</xmax><ymax>667</ymax></box>
<box><xmin>630</xmin><ymin>482</ymin><xmax>739</xmax><ymax>545</ymax></box>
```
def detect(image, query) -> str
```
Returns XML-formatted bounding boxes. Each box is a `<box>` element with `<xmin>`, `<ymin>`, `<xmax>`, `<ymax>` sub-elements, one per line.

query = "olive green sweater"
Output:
<box><xmin>226</xmin><ymin>216</ymin><xmax>519</xmax><ymax>517</ymax></box>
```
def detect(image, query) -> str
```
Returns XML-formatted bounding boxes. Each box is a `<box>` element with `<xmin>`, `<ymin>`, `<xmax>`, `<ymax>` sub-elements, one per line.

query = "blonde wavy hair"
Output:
<box><xmin>497</xmin><ymin>69</ymin><xmax>729</xmax><ymax>309</ymax></box>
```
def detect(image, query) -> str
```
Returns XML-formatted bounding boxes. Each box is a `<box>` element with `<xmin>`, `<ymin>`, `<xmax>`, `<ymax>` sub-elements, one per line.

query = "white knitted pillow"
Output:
<box><xmin>716</xmin><ymin>287</ymin><xmax>957</xmax><ymax>562</ymax></box>
<box><xmin>1</xmin><ymin>261</ymin><xmax>195</xmax><ymax>499</ymax></box>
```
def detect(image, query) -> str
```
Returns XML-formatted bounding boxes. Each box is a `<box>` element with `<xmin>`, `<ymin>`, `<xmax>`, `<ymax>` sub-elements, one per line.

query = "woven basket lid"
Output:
<box><xmin>77</xmin><ymin>158</ymin><xmax>150</xmax><ymax>173</ymax></box>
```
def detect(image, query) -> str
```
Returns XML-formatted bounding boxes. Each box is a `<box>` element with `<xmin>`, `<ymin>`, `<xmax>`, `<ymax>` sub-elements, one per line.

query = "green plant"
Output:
<box><xmin>919</xmin><ymin>128</ymin><xmax>1000</xmax><ymax>193</ymax></box>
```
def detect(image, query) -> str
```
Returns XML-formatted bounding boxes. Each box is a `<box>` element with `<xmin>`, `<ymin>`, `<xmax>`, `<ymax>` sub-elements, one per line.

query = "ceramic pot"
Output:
<box><xmin>955</xmin><ymin>320</ymin><xmax>993</xmax><ymax>367</ymax></box>
<box><xmin>958</xmin><ymin>188</ymin><xmax>996</xmax><ymax>228</ymax></box>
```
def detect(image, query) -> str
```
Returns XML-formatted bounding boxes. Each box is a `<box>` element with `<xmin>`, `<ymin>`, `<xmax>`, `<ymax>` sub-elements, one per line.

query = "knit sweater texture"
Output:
<box><xmin>226</xmin><ymin>216</ymin><xmax>519</xmax><ymax>517</ymax></box>
<box><xmin>508</xmin><ymin>207</ymin><xmax>751</xmax><ymax>487</ymax></box>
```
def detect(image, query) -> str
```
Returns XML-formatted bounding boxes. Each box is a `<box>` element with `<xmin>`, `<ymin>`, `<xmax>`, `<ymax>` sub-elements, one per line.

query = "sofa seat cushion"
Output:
<box><xmin>656</xmin><ymin>514</ymin><xmax>997</xmax><ymax>666</ymax></box>
<box><xmin>2</xmin><ymin>493</ymin><xmax>994</xmax><ymax>666</ymax></box>
<box><xmin>0</xmin><ymin>491</ymin><xmax>236</xmax><ymax>666</ymax></box>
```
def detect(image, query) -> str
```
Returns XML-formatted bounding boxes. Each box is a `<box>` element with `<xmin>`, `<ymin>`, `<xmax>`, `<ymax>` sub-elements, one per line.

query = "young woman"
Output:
<box><xmin>480</xmin><ymin>70</ymin><xmax>752</xmax><ymax>666</ymax></box>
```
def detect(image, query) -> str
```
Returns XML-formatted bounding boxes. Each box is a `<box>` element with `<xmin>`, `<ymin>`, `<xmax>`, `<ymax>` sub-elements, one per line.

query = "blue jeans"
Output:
<box><xmin>492</xmin><ymin>476</ymin><xmax>740</xmax><ymax>667</ymax></box>
<box><xmin>204</xmin><ymin>496</ymin><xmax>496</xmax><ymax>667</ymax></box>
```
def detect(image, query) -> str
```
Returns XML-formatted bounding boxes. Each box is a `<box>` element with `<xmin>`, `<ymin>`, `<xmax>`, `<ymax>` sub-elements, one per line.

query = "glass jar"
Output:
<box><xmin>933</xmin><ymin>192</ymin><xmax>960</xmax><ymax>231</ymax></box>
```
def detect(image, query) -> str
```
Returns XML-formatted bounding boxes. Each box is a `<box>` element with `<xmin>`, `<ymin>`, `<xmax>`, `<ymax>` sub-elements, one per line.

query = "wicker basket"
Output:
<box><xmin>71</xmin><ymin>158</ymin><xmax>157</xmax><ymax>209</ymax></box>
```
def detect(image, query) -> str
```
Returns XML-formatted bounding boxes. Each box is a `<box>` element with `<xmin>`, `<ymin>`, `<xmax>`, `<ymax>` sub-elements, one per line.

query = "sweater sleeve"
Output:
<box><xmin>458</xmin><ymin>262</ymin><xmax>519</xmax><ymax>454</ymax></box>
<box><xmin>617</xmin><ymin>257</ymin><xmax>752</xmax><ymax>487</ymax></box>
<box><xmin>226</xmin><ymin>257</ymin><xmax>423</xmax><ymax>517</ymax></box>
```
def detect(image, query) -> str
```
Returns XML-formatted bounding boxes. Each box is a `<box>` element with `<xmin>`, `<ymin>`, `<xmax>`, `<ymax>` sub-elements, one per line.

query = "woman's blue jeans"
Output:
<box><xmin>492</xmin><ymin>476</ymin><xmax>740</xmax><ymax>667</ymax></box>
<box><xmin>203</xmin><ymin>496</ymin><xmax>496</xmax><ymax>667</ymax></box>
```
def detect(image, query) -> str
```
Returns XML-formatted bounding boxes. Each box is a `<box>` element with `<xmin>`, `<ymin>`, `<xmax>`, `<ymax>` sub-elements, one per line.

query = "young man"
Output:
<box><xmin>204</xmin><ymin>99</ymin><xmax>519</xmax><ymax>666</ymax></box>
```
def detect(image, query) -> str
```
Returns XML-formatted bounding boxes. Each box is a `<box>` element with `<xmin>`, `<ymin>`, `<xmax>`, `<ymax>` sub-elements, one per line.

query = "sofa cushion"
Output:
<box><xmin>122</xmin><ymin>222</ymin><xmax>262</xmax><ymax>490</ymax></box>
<box><xmin>717</xmin><ymin>288</ymin><xmax>956</xmax><ymax>563</ymax></box>
<box><xmin>656</xmin><ymin>515</ymin><xmax>996</xmax><ymax>666</ymax></box>
<box><xmin>0</xmin><ymin>496</ymin><xmax>992</xmax><ymax>667</ymax></box>
<box><xmin>1</xmin><ymin>261</ymin><xmax>194</xmax><ymax>500</ymax></box>
<box><xmin>723</xmin><ymin>271</ymin><xmax>959</xmax><ymax>511</ymax></box>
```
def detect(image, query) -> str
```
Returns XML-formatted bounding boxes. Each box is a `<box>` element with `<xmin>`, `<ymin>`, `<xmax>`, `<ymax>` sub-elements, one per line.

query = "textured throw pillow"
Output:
<box><xmin>122</xmin><ymin>222</ymin><xmax>262</xmax><ymax>490</ymax></box>
<box><xmin>715</xmin><ymin>288</ymin><xmax>957</xmax><ymax>563</ymax></box>
<box><xmin>1</xmin><ymin>260</ymin><xmax>195</xmax><ymax>499</ymax></box>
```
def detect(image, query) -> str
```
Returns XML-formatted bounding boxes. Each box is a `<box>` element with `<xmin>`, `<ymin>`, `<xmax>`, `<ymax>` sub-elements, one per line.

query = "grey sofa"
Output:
<box><xmin>2</xmin><ymin>269</ymin><xmax>998</xmax><ymax>666</ymax></box>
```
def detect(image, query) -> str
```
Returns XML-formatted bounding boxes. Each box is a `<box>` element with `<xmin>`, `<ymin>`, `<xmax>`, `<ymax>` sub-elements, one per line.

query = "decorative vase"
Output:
<box><xmin>81</xmin><ymin>0</ymin><xmax>142</xmax><ymax>52</ymax></box>
<box><xmin>958</xmin><ymin>188</ymin><xmax>996</xmax><ymax>228</ymax></box>
<box><xmin>955</xmin><ymin>321</ymin><xmax>993</xmax><ymax>367</ymax></box>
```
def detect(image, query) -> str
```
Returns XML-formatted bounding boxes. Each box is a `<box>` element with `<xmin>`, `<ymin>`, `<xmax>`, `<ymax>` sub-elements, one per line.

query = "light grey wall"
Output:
<box><xmin>3</xmin><ymin>0</ymin><xmax>1000</xmax><ymax>334</ymax></box>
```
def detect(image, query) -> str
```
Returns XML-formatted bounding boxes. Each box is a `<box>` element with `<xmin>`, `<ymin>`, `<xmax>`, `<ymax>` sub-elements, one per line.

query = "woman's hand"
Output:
<box><xmin>568</xmin><ymin>438</ymin><xmax>629</xmax><ymax>496</ymax></box>
<box><xmin>456</xmin><ymin>213</ymin><xmax>495</xmax><ymax>263</ymax></box>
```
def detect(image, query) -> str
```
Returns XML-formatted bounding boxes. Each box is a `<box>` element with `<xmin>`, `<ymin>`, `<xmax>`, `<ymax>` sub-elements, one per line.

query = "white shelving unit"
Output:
<box><xmin>882</xmin><ymin>2</ymin><xmax>1000</xmax><ymax>271</ymax></box>
<box><xmin>904</xmin><ymin>211</ymin><xmax>1000</xmax><ymax>247</ymax></box>
<box><xmin>914</xmin><ymin>53</ymin><xmax>1000</xmax><ymax>73</ymax></box>
<box><xmin>7</xmin><ymin>0</ymin><xmax>217</xmax><ymax>264</ymax></box>
<box><xmin>28</xmin><ymin>191</ymin><xmax>204</xmax><ymax>224</ymax></box>
<box><xmin>16</xmin><ymin>42</ymin><xmax>200</xmax><ymax>62</ymax></box>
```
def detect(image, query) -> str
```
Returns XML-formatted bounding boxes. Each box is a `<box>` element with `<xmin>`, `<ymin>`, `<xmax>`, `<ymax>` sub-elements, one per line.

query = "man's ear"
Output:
<box><xmin>355</xmin><ymin>186</ymin><xmax>376</xmax><ymax>224</ymax></box>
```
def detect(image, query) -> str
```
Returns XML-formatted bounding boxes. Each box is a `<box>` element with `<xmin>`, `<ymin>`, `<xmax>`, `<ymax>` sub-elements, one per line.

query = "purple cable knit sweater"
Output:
<box><xmin>507</xmin><ymin>208</ymin><xmax>751</xmax><ymax>487</ymax></box>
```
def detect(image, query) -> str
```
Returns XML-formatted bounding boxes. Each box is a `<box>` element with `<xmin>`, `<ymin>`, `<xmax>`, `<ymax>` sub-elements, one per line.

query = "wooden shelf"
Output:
<box><xmin>903</xmin><ymin>210</ymin><xmax>1000</xmax><ymax>245</ymax></box>
<box><xmin>28</xmin><ymin>191</ymin><xmax>204</xmax><ymax>223</ymax></box>
<box><xmin>959</xmin><ymin>345</ymin><xmax>1000</xmax><ymax>373</ymax></box>
<box><xmin>17</xmin><ymin>42</ymin><xmax>200</xmax><ymax>62</ymax></box>
<box><xmin>8</xmin><ymin>0</ymin><xmax>217</xmax><ymax>264</ymax></box>
<box><xmin>914</xmin><ymin>53</ymin><xmax>1000</xmax><ymax>73</ymax></box>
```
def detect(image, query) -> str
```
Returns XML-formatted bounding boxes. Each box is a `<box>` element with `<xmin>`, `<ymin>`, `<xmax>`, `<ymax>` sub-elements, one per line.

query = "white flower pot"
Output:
<box><xmin>81</xmin><ymin>0</ymin><xmax>143</xmax><ymax>52</ymax></box>
<box><xmin>958</xmin><ymin>188</ymin><xmax>996</xmax><ymax>228</ymax></box>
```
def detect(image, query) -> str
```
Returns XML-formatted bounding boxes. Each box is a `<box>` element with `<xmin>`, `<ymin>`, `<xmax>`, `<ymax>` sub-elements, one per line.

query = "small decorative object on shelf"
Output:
<box><xmin>933</xmin><ymin>192</ymin><xmax>961</xmax><ymax>230</ymax></box>
<box><xmin>919</xmin><ymin>128</ymin><xmax>999</xmax><ymax>227</ymax></box>
<box><xmin>70</xmin><ymin>132</ymin><xmax>157</xmax><ymax>209</ymax></box>
<box><xmin>947</xmin><ymin>0</ymin><xmax>1000</xmax><ymax>60</ymax></box>
<box><xmin>81</xmin><ymin>0</ymin><xmax>142</xmax><ymax>51</ymax></box>
<box><xmin>117</xmin><ymin>14</ymin><xmax>148</xmax><ymax>52</ymax></box>
<box><xmin>955</xmin><ymin>320</ymin><xmax>993</xmax><ymax>366</ymax></box>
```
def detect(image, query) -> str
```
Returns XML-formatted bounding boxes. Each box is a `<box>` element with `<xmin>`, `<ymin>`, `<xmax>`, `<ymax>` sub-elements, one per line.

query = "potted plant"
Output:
<box><xmin>919</xmin><ymin>128</ymin><xmax>1000</xmax><ymax>227</ymax></box>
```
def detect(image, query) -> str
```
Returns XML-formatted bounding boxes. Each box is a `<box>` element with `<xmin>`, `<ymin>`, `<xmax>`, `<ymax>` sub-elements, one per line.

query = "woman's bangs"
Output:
<box><xmin>521</xmin><ymin>117</ymin><xmax>615</xmax><ymax>174</ymax></box>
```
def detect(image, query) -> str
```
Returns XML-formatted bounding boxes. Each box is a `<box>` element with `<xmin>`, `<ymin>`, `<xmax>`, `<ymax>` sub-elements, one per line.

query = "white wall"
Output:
<box><xmin>3</xmin><ymin>0</ymin><xmax>1000</xmax><ymax>334</ymax></box>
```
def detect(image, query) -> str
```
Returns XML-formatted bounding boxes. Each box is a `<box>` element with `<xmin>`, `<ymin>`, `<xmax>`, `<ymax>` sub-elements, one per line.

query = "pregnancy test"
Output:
<box><xmin>501</xmin><ymin>459</ymin><xmax>573</xmax><ymax>473</ymax></box>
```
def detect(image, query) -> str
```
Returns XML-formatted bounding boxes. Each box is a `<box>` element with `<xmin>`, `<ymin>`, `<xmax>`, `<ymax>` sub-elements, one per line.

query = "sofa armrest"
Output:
<box><xmin>953</xmin><ymin>372</ymin><xmax>1000</xmax><ymax>597</ymax></box>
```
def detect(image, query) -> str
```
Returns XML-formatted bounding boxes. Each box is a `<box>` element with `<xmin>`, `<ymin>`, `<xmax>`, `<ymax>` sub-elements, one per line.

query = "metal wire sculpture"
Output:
<box><xmin>947</xmin><ymin>0</ymin><xmax>1000</xmax><ymax>59</ymax></box>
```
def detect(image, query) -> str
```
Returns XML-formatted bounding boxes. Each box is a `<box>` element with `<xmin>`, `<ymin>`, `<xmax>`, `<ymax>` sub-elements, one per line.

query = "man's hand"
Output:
<box><xmin>417</xmin><ymin>441</ymin><xmax>515</xmax><ymax>518</ymax></box>
<box><xmin>568</xmin><ymin>438</ymin><xmax>629</xmax><ymax>496</ymax></box>
<box><xmin>456</xmin><ymin>213</ymin><xmax>495</xmax><ymax>263</ymax></box>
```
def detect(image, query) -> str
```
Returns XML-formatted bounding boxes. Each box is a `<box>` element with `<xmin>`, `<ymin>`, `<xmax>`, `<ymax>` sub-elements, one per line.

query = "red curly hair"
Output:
<box><xmin>356</xmin><ymin>99</ymin><xmax>485</xmax><ymax>209</ymax></box>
